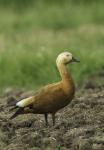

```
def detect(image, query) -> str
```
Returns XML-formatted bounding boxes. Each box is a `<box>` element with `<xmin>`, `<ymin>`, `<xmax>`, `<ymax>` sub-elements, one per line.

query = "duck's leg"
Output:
<box><xmin>52</xmin><ymin>112</ymin><xmax>56</xmax><ymax>126</ymax></box>
<box><xmin>44</xmin><ymin>113</ymin><xmax>48</xmax><ymax>126</ymax></box>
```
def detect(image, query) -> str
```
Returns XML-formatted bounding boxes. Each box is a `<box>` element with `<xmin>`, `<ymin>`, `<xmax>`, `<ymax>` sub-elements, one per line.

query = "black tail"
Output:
<box><xmin>9</xmin><ymin>106</ymin><xmax>18</xmax><ymax>111</ymax></box>
<box><xmin>10</xmin><ymin>107</ymin><xmax>24</xmax><ymax>120</ymax></box>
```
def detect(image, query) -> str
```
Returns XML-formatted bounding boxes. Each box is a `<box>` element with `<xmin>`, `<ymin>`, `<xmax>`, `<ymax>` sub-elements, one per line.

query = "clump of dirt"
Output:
<box><xmin>0</xmin><ymin>86</ymin><xmax>104</xmax><ymax>150</ymax></box>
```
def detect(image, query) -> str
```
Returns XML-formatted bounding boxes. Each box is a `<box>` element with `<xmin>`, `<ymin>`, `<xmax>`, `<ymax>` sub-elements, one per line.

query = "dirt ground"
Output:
<box><xmin>0</xmin><ymin>81</ymin><xmax>104</xmax><ymax>150</ymax></box>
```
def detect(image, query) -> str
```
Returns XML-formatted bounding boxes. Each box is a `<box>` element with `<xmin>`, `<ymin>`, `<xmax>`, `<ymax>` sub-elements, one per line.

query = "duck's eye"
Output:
<box><xmin>66</xmin><ymin>54</ymin><xmax>69</xmax><ymax>57</ymax></box>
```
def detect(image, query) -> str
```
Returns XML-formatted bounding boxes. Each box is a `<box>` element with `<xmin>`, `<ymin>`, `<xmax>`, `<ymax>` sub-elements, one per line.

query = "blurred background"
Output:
<box><xmin>0</xmin><ymin>0</ymin><xmax>104</xmax><ymax>93</ymax></box>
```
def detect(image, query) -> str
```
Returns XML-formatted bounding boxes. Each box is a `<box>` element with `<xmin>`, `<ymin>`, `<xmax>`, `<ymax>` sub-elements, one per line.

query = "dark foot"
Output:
<box><xmin>44</xmin><ymin>113</ymin><xmax>49</xmax><ymax>126</ymax></box>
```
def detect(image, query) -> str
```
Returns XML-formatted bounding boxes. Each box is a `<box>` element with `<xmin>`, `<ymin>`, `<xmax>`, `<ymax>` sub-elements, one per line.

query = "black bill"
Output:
<box><xmin>72</xmin><ymin>57</ymin><xmax>80</xmax><ymax>63</ymax></box>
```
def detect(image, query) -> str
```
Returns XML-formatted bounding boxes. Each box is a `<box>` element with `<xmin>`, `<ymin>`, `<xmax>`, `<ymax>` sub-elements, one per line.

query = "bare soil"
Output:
<box><xmin>0</xmin><ymin>84</ymin><xmax>104</xmax><ymax>150</ymax></box>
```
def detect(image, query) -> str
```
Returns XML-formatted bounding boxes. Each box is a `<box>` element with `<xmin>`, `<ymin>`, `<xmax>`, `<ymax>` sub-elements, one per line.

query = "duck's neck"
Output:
<box><xmin>57</xmin><ymin>62</ymin><xmax>72</xmax><ymax>82</ymax></box>
<box><xmin>57</xmin><ymin>61</ymin><xmax>75</xmax><ymax>95</ymax></box>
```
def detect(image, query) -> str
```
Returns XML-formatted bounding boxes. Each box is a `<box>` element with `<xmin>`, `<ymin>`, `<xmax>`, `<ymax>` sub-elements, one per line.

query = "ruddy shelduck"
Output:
<box><xmin>10</xmin><ymin>52</ymin><xmax>80</xmax><ymax>125</ymax></box>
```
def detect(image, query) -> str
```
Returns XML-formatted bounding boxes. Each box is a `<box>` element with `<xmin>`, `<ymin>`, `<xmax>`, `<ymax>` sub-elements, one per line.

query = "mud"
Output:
<box><xmin>0</xmin><ymin>86</ymin><xmax>104</xmax><ymax>150</ymax></box>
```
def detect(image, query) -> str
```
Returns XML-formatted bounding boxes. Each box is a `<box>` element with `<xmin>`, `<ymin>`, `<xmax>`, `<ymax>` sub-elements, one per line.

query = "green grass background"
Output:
<box><xmin>0</xmin><ymin>0</ymin><xmax>104</xmax><ymax>92</ymax></box>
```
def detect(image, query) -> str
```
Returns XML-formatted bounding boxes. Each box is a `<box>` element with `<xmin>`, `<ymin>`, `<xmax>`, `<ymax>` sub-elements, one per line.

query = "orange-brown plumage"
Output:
<box><xmin>10</xmin><ymin>52</ymin><xmax>79</xmax><ymax>125</ymax></box>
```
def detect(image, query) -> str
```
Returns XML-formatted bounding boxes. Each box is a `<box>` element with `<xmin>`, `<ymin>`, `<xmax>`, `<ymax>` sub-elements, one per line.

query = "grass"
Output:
<box><xmin>0</xmin><ymin>1</ymin><xmax>104</xmax><ymax>92</ymax></box>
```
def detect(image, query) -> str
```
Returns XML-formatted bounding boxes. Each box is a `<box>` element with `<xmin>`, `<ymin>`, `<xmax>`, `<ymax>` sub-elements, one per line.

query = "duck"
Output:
<box><xmin>10</xmin><ymin>51</ymin><xmax>80</xmax><ymax>126</ymax></box>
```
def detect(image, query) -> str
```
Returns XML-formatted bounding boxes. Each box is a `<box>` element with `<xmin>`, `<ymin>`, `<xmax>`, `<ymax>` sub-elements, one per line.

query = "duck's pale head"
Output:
<box><xmin>56</xmin><ymin>52</ymin><xmax>80</xmax><ymax>65</ymax></box>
